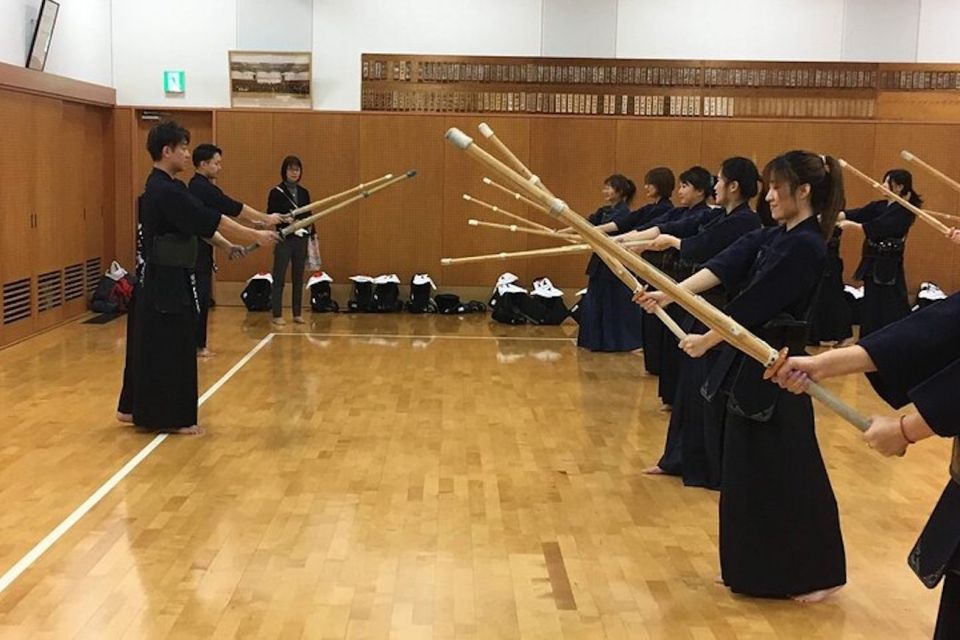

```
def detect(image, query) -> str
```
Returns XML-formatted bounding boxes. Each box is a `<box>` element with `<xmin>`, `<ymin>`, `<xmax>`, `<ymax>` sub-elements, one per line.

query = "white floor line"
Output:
<box><xmin>270</xmin><ymin>332</ymin><xmax>576</xmax><ymax>342</ymax></box>
<box><xmin>0</xmin><ymin>333</ymin><xmax>276</xmax><ymax>597</ymax></box>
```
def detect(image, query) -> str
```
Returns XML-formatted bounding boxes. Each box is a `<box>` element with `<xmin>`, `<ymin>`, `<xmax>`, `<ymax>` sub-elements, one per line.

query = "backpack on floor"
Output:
<box><xmin>912</xmin><ymin>281</ymin><xmax>947</xmax><ymax>312</ymax></box>
<box><xmin>489</xmin><ymin>272</ymin><xmax>521</xmax><ymax>310</ymax></box>
<box><xmin>530</xmin><ymin>277</ymin><xmax>570</xmax><ymax>326</ymax></box>
<box><xmin>347</xmin><ymin>275</ymin><xmax>375</xmax><ymax>312</ymax></box>
<box><xmin>491</xmin><ymin>283</ymin><xmax>531</xmax><ymax>325</ymax></box>
<box><xmin>307</xmin><ymin>271</ymin><xmax>339</xmax><ymax>313</ymax></box>
<box><xmin>90</xmin><ymin>260</ymin><xmax>136</xmax><ymax>314</ymax></box>
<box><xmin>406</xmin><ymin>273</ymin><xmax>437</xmax><ymax>313</ymax></box>
<box><xmin>435</xmin><ymin>293</ymin><xmax>464</xmax><ymax>315</ymax></box>
<box><xmin>372</xmin><ymin>274</ymin><xmax>404</xmax><ymax>313</ymax></box>
<box><xmin>241</xmin><ymin>272</ymin><xmax>273</xmax><ymax>311</ymax></box>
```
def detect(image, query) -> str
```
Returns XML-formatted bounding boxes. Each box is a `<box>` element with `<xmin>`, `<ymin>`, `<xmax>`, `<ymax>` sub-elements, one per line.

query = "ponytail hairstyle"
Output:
<box><xmin>883</xmin><ymin>168</ymin><xmax>923</xmax><ymax>208</ymax></box>
<box><xmin>643</xmin><ymin>166</ymin><xmax>676</xmax><ymax>199</ymax></box>
<box><xmin>604</xmin><ymin>174</ymin><xmax>637</xmax><ymax>205</ymax></box>
<box><xmin>678</xmin><ymin>165</ymin><xmax>713</xmax><ymax>201</ymax></box>
<box><xmin>763</xmin><ymin>150</ymin><xmax>845</xmax><ymax>239</ymax></box>
<box><xmin>720</xmin><ymin>156</ymin><xmax>770</xmax><ymax>222</ymax></box>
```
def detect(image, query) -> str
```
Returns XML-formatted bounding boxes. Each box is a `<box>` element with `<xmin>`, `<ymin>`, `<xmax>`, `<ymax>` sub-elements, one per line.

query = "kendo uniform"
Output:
<box><xmin>117</xmin><ymin>196</ymin><xmax>146</xmax><ymax>416</ymax></box>
<box><xmin>132</xmin><ymin>168</ymin><xmax>221</xmax><ymax>430</ymax></box>
<box><xmin>844</xmin><ymin>200</ymin><xmax>915</xmax><ymax>337</ymax></box>
<box><xmin>857</xmin><ymin>292</ymin><xmax>960</xmax><ymax>638</ymax></box>
<box><xmin>623</xmin><ymin>197</ymin><xmax>675</xmax><ymax>372</ymax></box>
<box><xmin>268</xmin><ymin>181</ymin><xmax>313</xmax><ymax>319</ymax></box>
<box><xmin>704</xmin><ymin>216</ymin><xmax>846</xmax><ymax>597</ymax></box>
<box><xmin>808</xmin><ymin>226</ymin><xmax>853</xmax><ymax>344</ymax></box>
<box><xmin>577</xmin><ymin>200</ymin><xmax>663</xmax><ymax>352</ymax></box>
<box><xmin>653</xmin><ymin>202</ymin><xmax>759</xmax><ymax>489</ymax></box>
<box><xmin>187</xmin><ymin>174</ymin><xmax>244</xmax><ymax>349</ymax></box>
<box><xmin>641</xmin><ymin>200</ymin><xmax>713</xmax><ymax>404</ymax></box>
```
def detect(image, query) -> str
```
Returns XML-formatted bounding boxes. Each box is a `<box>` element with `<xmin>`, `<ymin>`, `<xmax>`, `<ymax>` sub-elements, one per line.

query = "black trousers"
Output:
<box><xmin>195</xmin><ymin>265</ymin><xmax>212</xmax><ymax>349</ymax></box>
<box><xmin>117</xmin><ymin>286</ymin><xmax>139</xmax><ymax>415</ymax></box>
<box><xmin>935</xmin><ymin>566</ymin><xmax>960</xmax><ymax>639</ymax></box>
<box><xmin>271</xmin><ymin>236</ymin><xmax>308</xmax><ymax>318</ymax></box>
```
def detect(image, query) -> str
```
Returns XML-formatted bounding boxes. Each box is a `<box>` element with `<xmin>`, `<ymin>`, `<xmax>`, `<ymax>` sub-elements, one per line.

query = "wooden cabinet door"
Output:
<box><xmin>0</xmin><ymin>92</ymin><xmax>38</xmax><ymax>345</ymax></box>
<box><xmin>32</xmin><ymin>97</ymin><xmax>64</xmax><ymax>330</ymax></box>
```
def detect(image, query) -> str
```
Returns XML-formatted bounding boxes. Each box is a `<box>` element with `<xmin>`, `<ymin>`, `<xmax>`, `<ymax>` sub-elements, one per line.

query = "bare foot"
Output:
<box><xmin>164</xmin><ymin>425</ymin><xmax>205</xmax><ymax>436</ymax></box>
<box><xmin>642</xmin><ymin>465</ymin><xmax>666</xmax><ymax>475</ymax></box>
<box><xmin>714</xmin><ymin>574</ymin><xmax>725</xmax><ymax>585</ymax></box>
<box><xmin>658</xmin><ymin>403</ymin><xmax>672</xmax><ymax>413</ymax></box>
<box><xmin>293</xmin><ymin>316</ymin><xmax>306</xmax><ymax>325</ymax></box>
<box><xmin>116</xmin><ymin>411</ymin><xmax>133</xmax><ymax>424</ymax></box>
<box><xmin>792</xmin><ymin>585</ymin><xmax>843</xmax><ymax>603</ymax></box>
<box><xmin>197</xmin><ymin>348</ymin><xmax>216</xmax><ymax>358</ymax></box>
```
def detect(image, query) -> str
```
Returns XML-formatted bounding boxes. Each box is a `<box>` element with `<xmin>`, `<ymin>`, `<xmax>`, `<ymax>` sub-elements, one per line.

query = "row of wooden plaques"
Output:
<box><xmin>361</xmin><ymin>91</ymin><xmax>876</xmax><ymax>119</ymax></box>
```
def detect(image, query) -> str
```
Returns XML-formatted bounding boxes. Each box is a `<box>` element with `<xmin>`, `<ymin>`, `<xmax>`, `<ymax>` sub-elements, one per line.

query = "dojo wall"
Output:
<box><xmin>105</xmin><ymin>109</ymin><xmax>960</xmax><ymax>294</ymax></box>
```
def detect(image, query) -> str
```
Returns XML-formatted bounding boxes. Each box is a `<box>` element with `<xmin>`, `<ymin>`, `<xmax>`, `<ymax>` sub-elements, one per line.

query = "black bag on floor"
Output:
<box><xmin>406</xmin><ymin>274</ymin><xmax>437</xmax><ymax>313</ymax></box>
<box><xmin>491</xmin><ymin>287</ymin><xmax>531</xmax><ymax>325</ymax></box>
<box><xmin>348</xmin><ymin>276</ymin><xmax>375</xmax><ymax>312</ymax></box>
<box><xmin>372</xmin><ymin>274</ymin><xmax>404</xmax><ymax>313</ymax></box>
<box><xmin>241</xmin><ymin>273</ymin><xmax>273</xmax><ymax>311</ymax></box>
<box><xmin>435</xmin><ymin>293</ymin><xmax>463</xmax><ymax>315</ymax></box>
<box><xmin>308</xmin><ymin>271</ymin><xmax>339</xmax><ymax>313</ymax></box>
<box><xmin>912</xmin><ymin>281</ymin><xmax>946</xmax><ymax>312</ymax></box>
<box><xmin>489</xmin><ymin>272</ymin><xmax>521</xmax><ymax>311</ymax></box>
<box><xmin>530</xmin><ymin>277</ymin><xmax>569</xmax><ymax>325</ymax></box>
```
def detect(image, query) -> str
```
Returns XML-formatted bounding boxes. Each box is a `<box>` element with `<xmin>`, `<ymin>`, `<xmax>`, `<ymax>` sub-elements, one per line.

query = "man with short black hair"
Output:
<box><xmin>189</xmin><ymin>143</ymin><xmax>289</xmax><ymax>357</ymax></box>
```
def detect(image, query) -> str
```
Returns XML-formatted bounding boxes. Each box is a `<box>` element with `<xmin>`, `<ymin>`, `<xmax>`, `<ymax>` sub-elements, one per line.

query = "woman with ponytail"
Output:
<box><xmin>637</xmin><ymin>151</ymin><xmax>847</xmax><ymax>602</ymax></box>
<box><xmin>576</xmin><ymin>174</ymin><xmax>645</xmax><ymax>352</ymax></box>
<box><xmin>839</xmin><ymin>168</ymin><xmax>919</xmax><ymax>336</ymax></box>
<box><xmin>629</xmin><ymin>157</ymin><xmax>762</xmax><ymax>489</ymax></box>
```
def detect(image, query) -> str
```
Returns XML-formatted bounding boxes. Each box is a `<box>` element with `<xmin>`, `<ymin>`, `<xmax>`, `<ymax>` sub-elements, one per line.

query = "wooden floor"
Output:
<box><xmin>0</xmin><ymin>308</ymin><xmax>949</xmax><ymax>639</ymax></box>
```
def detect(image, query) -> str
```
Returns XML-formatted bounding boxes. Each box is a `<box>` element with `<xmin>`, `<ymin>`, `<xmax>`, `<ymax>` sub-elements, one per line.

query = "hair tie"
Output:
<box><xmin>820</xmin><ymin>154</ymin><xmax>831</xmax><ymax>173</ymax></box>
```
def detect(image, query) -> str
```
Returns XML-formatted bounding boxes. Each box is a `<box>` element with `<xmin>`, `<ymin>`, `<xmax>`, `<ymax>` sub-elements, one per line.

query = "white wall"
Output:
<box><xmin>312</xmin><ymin>0</ymin><xmax>543</xmax><ymax>110</ymax></box>
<box><xmin>0</xmin><ymin>0</ymin><xmax>112</xmax><ymax>86</ymax></box>
<box><xmin>542</xmin><ymin>0</ymin><xmax>618</xmax><ymax>58</ymax></box>
<box><xmin>917</xmin><ymin>0</ymin><xmax>960</xmax><ymax>62</ymax></box>
<box><xmin>111</xmin><ymin>0</ymin><xmax>236</xmax><ymax>107</ymax></box>
<box><xmin>841</xmin><ymin>0</ymin><xmax>919</xmax><ymax>62</ymax></box>
<box><xmin>6</xmin><ymin>0</ymin><xmax>959</xmax><ymax>108</ymax></box>
<box><xmin>617</xmin><ymin>0</ymin><xmax>845</xmax><ymax>61</ymax></box>
<box><xmin>237</xmin><ymin>0</ymin><xmax>312</xmax><ymax>51</ymax></box>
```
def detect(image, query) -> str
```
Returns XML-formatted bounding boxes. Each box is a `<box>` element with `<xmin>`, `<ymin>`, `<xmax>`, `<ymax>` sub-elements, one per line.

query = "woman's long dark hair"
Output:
<box><xmin>763</xmin><ymin>150</ymin><xmax>845</xmax><ymax>238</ymax></box>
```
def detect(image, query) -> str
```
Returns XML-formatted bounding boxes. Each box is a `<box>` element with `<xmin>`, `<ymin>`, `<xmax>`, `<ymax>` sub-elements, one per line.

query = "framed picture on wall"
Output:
<box><xmin>228</xmin><ymin>51</ymin><xmax>312</xmax><ymax>109</ymax></box>
<box><xmin>26</xmin><ymin>0</ymin><xmax>60</xmax><ymax>71</ymax></box>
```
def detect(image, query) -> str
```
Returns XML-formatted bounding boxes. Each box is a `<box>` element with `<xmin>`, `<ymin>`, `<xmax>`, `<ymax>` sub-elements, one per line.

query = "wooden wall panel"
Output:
<box><xmin>0</xmin><ymin>91</ymin><xmax>36</xmax><ymax>283</ymax></box>
<box><xmin>441</xmin><ymin>117</ymin><xmax>533</xmax><ymax>287</ymax></box>
<box><xmin>110</xmin><ymin>109</ymin><xmax>135</xmax><ymax>270</ymax></box>
<box><xmin>83</xmin><ymin>107</ymin><xmax>107</xmax><ymax>263</ymax></box>
<box><xmin>212</xmin><ymin>111</ymin><xmax>276</xmax><ymax>282</ymax></box>
<box><xmin>60</xmin><ymin>103</ymin><xmax>87</xmax><ymax>266</ymax></box>
<box><xmin>527</xmin><ymin>118</ymin><xmax>618</xmax><ymax>288</ymax></box>
<box><xmin>357</xmin><ymin>115</ymin><xmax>446</xmax><ymax>282</ymax></box>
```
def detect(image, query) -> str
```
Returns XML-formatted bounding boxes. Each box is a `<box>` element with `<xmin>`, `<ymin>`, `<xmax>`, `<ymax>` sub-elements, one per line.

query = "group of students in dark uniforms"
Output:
<box><xmin>579</xmin><ymin>152</ymin><xmax>956</xmax><ymax>634</ymax></box>
<box><xmin>115</xmin><ymin>121</ymin><xmax>956</xmax><ymax>635</ymax></box>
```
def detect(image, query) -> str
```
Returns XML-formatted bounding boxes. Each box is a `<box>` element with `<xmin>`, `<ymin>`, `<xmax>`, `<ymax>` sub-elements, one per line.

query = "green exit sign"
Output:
<box><xmin>163</xmin><ymin>70</ymin><xmax>185</xmax><ymax>94</ymax></box>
